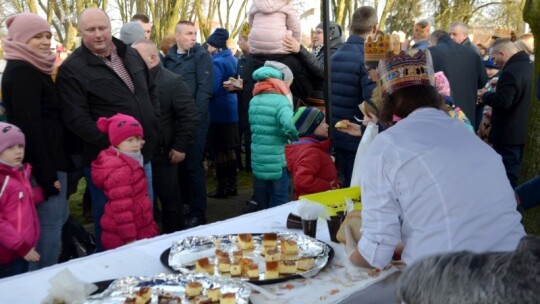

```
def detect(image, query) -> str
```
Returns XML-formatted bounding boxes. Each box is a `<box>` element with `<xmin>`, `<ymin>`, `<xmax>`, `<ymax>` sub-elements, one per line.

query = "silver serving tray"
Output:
<box><xmin>161</xmin><ymin>232</ymin><xmax>334</xmax><ymax>285</ymax></box>
<box><xmin>84</xmin><ymin>273</ymin><xmax>250</xmax><ymax>304</ymax></box>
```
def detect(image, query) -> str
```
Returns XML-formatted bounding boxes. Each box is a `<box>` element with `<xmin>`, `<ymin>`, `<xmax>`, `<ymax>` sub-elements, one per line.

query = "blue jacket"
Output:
<box><xmin>209</xmin><ymin>49</ymin><xmax>238</xmax><ymax>123</ymax></box>
<box><xmin>330</xmin><ymin>35</ymin><xmax>375</xmax><ymax>152</ymax></box>
<box><xmin>163</xmin><ymin>43</ymin><xmax>213</xmax><ymax>120</ymax></box>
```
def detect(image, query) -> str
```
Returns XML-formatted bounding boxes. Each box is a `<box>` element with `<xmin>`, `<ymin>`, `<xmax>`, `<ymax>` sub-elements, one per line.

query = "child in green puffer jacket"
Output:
<box><xmin>247</xmin><ymin>61</ymin><xmax>298</xmax><ymax>211</ymax></box>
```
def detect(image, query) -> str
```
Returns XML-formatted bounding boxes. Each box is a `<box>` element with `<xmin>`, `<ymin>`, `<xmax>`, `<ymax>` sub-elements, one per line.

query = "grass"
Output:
<box><xmin>68</xmin><ymin>163</ymin><xmax>254</xmax><ymax>226</ymax></box>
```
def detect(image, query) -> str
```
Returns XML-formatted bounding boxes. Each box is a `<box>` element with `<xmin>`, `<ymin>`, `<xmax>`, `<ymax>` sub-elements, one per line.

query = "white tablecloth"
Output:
<box><xmin>0</xmin><ymin>203</ymin><xmax>398</xmax><ymax>303</ymax></box>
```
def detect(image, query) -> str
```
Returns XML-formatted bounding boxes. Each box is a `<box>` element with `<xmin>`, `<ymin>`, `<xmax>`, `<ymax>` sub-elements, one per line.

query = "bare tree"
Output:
<box><xmin>520</xmin><ymin>0</ymin><xmax>540</xmax><ymax>235</ymax></box>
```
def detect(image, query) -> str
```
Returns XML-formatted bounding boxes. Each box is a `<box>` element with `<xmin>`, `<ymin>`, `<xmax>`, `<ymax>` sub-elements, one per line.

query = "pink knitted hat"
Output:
<box><xmin>6</xmin><ymin>12</ymin><xmax>51</xmax><ymax>43</ymax></box>
<box><xmin>0</xmin><ymin>122</ymin><xmax>25</xmax><ymax>154</ymax></box>
<box><xmin>434</xmin><ymin>71</ymin><xmax>451</xmax><ymax>97</ymax></box>
<box><xmin>96</xmin><ymin>113</ymin><xmax>143</xmax><ymax>147</ymax></box>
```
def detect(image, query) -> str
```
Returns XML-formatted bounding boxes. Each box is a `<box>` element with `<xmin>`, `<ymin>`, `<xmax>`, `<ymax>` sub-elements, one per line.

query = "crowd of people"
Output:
<box><xmin>0</xmin><ymin>4</ymin><xmax>538</xmax><ymax>298</ymax></box>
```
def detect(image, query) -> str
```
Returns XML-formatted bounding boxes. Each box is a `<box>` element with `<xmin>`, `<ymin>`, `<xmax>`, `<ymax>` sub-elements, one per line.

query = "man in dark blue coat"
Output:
<box><xmin>163</xmin><ymin>21</ymin><xmax>213</xmax><ymax>228</ymax></box>
<box><xmin>330</xmin><ymin>6</ymin><xmax>377</xmax><ymax>187</ymax></box>
<box><xmin>429</xmin><ymin>31</ymin><xmax>487</xmax><ymax>125</ymax></box>
<box><xmin>480</xmin><ymin>38</ymin><xmax>534</xmax><ymax>187</ymax></box>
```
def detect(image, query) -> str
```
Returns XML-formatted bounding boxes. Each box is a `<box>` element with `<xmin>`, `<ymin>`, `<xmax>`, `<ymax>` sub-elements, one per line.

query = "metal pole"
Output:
<box><xmin>322</xmin><ymin>0</ymin><xmax>333</xmax><ymax>139</ymax></box>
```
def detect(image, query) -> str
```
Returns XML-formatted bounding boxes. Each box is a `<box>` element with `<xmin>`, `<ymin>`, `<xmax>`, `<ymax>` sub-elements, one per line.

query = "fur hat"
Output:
<box><xmin>6</xmin><ymin>12</ymin><xmax>51</xmax><ymax>44</ymax></box>
<box><xmin>264</xmin><ymin>61</ymin><xmax>294</xmax><ymax>82</ymax></box>
<box><xmin>0</xmin><ymin>122</ymin><xmax>25</xmax><ymax>154</ymax></box>
<box><xmin>377</xmin><ymin>49</ymin><xmax>435</xmax><ymax>95</ymax></box>
<box><xmin>96</xmin><ymin>113</ymin><xmax>143</xmax><ymax>147</ymax></box>
<box><xmin>120</xmin><ymin>22</ymin><xmax>145</xmax><ymax>45</ymax></box>
<box><xmin>434</xmin><ymin>71</ymin><xmax>451</xmax><ymax>97</ymax></box>
<box><xmin>316</xmin><ymin>21</ymin><xmax>343</xmax><ymax>41</ymax></box>
<box><xmin>207</xmin><ymin>28</ymin><xmax>229</xmax><ymax>49</ymax></box>
<box><xmin>293</xmin><ymin>107</ymin><xmax>325</xmax><ymax>137</ymax></box>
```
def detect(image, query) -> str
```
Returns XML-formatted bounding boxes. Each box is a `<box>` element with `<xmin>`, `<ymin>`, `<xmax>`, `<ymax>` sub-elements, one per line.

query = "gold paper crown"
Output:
<box><xmin>364</xmin><ymin>33</ymin><xmax>401</xmax><ymax>63</ymax></box>
<box><xmin>377</xmin><ymin>49</ymin><xmax>434</xmax><ymax>95</ymax></box>
<box><xmin>239</xmin><ymin>22</ymin><xmax>251</xmax><ymax>38</ymax></box>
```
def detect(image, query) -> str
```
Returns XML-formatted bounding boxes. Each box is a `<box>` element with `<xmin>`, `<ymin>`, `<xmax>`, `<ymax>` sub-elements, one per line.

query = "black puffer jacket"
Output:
<box><xmin>57</xmin><ymin>38</ymin><xmax>160</xmax><ymax>165</ymax></box>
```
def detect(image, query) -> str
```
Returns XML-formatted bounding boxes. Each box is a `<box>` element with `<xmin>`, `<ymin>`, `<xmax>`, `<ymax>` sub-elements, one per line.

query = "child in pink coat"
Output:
<box><xmin>248</xmin><ymin>0</ymin><xmax>301</xmax><ymax>54</ymax></box>
<box><xmin>0</xmin><ymin>122</ymin><xmax>41</xmax><ymax>278</ymax></box>
<box><xmin>91</xmin><ymin>114</ymin><xmax>158</xmax><ymax>250</ymax></box>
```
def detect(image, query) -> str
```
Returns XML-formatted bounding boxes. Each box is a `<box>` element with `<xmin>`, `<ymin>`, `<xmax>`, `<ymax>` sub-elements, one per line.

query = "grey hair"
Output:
<box><xmin>397</xmin><ymin>235</ymin><xmax>540</xmax><ymax>304</ymax></box>
<box><xmin>448</xmin><ymin>21</ymin><xmax>469</xmax><ymax>35</ymax></box>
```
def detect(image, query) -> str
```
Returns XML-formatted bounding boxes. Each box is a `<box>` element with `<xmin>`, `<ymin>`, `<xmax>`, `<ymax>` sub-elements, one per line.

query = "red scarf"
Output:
<box><xmin>3</xmin><ymin>39</ymin><xmax>55</xmax><ymax>75</ymax></box>
<box><xmin>253</xmin><ymin>78</ymin><xmax>291</xmax><ymax>96</ymax></box>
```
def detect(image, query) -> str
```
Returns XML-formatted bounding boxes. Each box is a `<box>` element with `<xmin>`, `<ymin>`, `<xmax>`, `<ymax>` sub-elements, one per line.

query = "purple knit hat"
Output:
<box><xmin>0</xmin><ymin>122</ymin><xmax>25</xmax><ymax>154</ymax></box>
<box><xmin>6</xmin><ymin>12</ymin><xmax>51</xmax><ymax>43</ymax></box>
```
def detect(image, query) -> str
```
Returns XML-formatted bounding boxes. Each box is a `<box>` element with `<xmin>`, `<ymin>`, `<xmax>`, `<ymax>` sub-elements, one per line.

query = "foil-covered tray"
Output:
<box><xmin>84</xmin><ymin>273</ymin><xmax>251</xmax><ymax>304</ymax></box>
<box><xmin>160</xmin><ymin>232</ymin><xmax>334</xmax><ymax>285</ymax></box>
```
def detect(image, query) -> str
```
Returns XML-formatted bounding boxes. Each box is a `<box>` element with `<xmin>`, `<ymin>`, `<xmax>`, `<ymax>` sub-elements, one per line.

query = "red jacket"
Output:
<box><xmin>91</xmin><ymin>148</ymin><xmax>158</xmax><ymax>250</ymax></box>
<box><xmin>0</xmin><ymin>163</ymin><xmax>40</xmax><ymax>265</ymax></box>
<box><xmin>285</xmin><ymin>138</ymin><xmax>338</xmax><ymax>199</ymax></box>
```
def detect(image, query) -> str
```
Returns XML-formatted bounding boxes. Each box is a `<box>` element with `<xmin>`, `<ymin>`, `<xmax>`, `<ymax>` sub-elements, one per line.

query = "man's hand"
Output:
<box><xmin>477</xmin><ymin>88</ymin><xmax>487</xmax><ymax>105</ymax></box>
<box><xmin>23</xmin><ymin>248</ymin><xmax>40</xmax><ymax>262</ymax></box>
<box><xmin>282</xmin><ymin>35</ymin><xmax>301</xmax><ymax>54</ymax></box>
<box><xmin>169</xmin><ymin>149</ymin><xmax>186</xmax><ymax>164</ymax></box>
<box><xmin>53</xmin><ymin>180</ymin><xmax>61</xmax><ymax>191</ymax></box>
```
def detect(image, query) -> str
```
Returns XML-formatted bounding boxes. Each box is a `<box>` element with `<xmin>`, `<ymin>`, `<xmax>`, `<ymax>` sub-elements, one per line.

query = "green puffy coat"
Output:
<box><xmin>249</xmin><ymin>67</ymin><xmax>298</xmax><ymax>180</ymax></box>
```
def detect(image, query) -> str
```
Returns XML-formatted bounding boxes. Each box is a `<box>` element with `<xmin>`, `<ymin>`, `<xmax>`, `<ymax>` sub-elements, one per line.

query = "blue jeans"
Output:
<box><xmin>515</xmin><ymin>175</ymin><xmax>540</xmax><ymax>211</ymax></box>
<box><xmin>180</xmin><ymin>121</ymin><xmax>209</xmax><ymax>218</ymax></box>
<box><xmin>29</xmin><ymin>171</ymin><xmax>69</xmax><ymax>270</ymax></box>
<box><xmin>253</xmin><ymin>168</ymin><xmax>290</xmax><ymax>209</ymax></box>
<box><xmin>335</xmin><ymin>148</ymin><xmax>356</xmax><ymax>187</ymax></box>
<box><xmin>0</xmin><ymin>258</ymin><xmax>28</xmax><ymax>278</ymax></box>
<box><xmin>493</xmin><ymin>144</ymin><xmax>524</xmax><ymax>188</ymax></box>
<box><xmin>143</xmin><ymin>162</ymin><xmax>154</xmax><ymax>202</ymax></box>
<box><xmin>84</xmin><ymin>163</ymin><xmax>153</xmax><ymax>251</ymax></box>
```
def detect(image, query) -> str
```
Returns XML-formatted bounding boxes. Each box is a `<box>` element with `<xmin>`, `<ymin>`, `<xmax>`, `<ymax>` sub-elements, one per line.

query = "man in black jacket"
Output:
<box><xmin>56</xmin><ymin>8</ymin><xmax>159</xmax><ymax>250</ymax></box>
<box><xmin>133</xmin><ymin>40</ymin><xmax>200</xmax><ymax>233</ymax></box>
<box><xmin>480</xmin><ymin>38</ymin><xmax>534</xmax><ymax>187</ymax></box>
<box><xmin>429</xmin><ymin>31</ymin><xmax>488</xmax><ymax>124</ymax></box>
<box><xmin>163</xmin><ymin>21</ymin><xmax>213</xmax><ymax>228</ymax></box>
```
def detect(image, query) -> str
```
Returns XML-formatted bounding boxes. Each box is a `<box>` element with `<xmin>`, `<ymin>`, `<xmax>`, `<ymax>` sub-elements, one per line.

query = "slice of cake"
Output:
<box><xmin>232</xmin><ymin>250</ymin><xmax>243</xmax><ymax>262</ymax></box>
<box><xmin>196</xmin><ymin>257</ymin><xmax>214</xmax><ymax>274</ymax></box>
<box><xmin>206</xmin><ymin>287</ymin><xmax>221</xmax><ymax>302</ymax></box>
<box><xmin>215</xmin><ymin>249</ymin><xmax>229</xmax><ymax>259</ymax></box>
<box><xmin>134</xmin><ymin>287</ymin><xmax>151</xmax><ymax>304</ymax></box>
<box><xmin>247</xmin><ymin>263</ymin><xmax>259</xmax><ymax>279</ymax></box>
<box><xmin>265</xmin><ymin>261</ymin><xmax>279</xmax><ymax>279</ymax></box>
<box><xmin>239</xmin><ymin>257</ymin><xmax>253</xmax><ymax>275</ymax></box>
<box><xmin>157</xmin><ymin>291</ymin><xmax>182</xmax><ymax>304</ymax></box>
<box><xmin>237</xmin><ymin>234</ymin><xmax>253</xmax><ymax>250</ymax></box>
<box><xmin>195</xmin><ymin>297</ymin><xmax>213</xmax><ymax>304</ymax></box>
<box><xmin>280</xmin><ymin>239</ymin><xmax>299</xmax><ymax>255</ymax></box>
<box><xmin>264</xmin><ymin>248</ymin><xmax>280</xmax><ymax>262</ymax></box>
<box><xmin>296</xmin><ymin>258</ymin><xmax>314</xmax><ymax>271</ymax></box>
<box><xmin>262</xmin><ymin>233</ymin><xmax>277</xmax><ymax>248</ymax></box>
<box><xmin>230</xmin><ymin>262</ymin><xmax>241</xmax><ymax>276</ymax></box>
<box><xmin>218</xmin><ymin>257</ymin><xmax>231</xmax><ymax>273</ymax></box>
<box><xmin>278</xmin><ymin>260</ymin><xmax>297</xmax><ymax>274</ymax></box>
<box><xmin>185</xmin><ymin>281</ymin><xmax>203</xmax><ymax>298</ymax></box>
<box><xmin>220</xmin><ymin>292</ymin><xmax>236</xmax><ymax>304</ymax></box>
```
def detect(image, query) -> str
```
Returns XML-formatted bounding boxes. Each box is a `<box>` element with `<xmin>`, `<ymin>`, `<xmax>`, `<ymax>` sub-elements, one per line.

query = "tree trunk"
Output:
<box><xmin>521</xmin><ymin>0</ymin><xmax>540</xmax><ymax>235</ymax></box>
